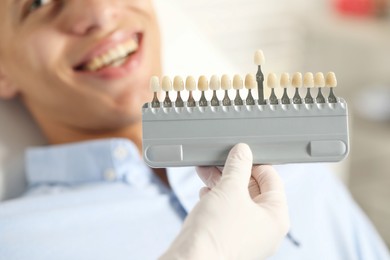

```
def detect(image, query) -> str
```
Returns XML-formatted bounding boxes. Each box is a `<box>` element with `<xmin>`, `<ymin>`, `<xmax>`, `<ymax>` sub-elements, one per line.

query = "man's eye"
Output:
<box><xmin>29</xmin><ymin>0</ymin><xmax>52</xmax><ymax>12</ymax></box>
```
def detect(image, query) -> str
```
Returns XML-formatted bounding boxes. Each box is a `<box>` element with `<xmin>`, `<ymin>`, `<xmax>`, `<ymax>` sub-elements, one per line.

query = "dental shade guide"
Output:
<box><xmin>142</xmin><ymin>50</ymin><xmax>349</xmax><ymax>168</ymax></box>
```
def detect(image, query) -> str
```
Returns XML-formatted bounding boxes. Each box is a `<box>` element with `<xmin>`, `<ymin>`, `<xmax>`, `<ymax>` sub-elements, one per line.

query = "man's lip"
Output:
<box><xmin>74</xmin><ymin>30</ymin><xmax>142</xmax><ymax>70</ymax></box>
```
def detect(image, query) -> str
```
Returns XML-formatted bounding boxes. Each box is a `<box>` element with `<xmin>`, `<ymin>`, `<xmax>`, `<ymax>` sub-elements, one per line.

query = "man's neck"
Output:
<box><xmin>44</xmin><ymin>122</ymin><xmax>143</xmax><ymax>152</ymax></box>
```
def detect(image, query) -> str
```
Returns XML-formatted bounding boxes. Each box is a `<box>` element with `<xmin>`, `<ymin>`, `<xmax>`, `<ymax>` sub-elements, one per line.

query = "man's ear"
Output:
<box><xmin>0</xmin><ymin>64</ymin><xmax>18</xmax><ymax>99</ymax></box>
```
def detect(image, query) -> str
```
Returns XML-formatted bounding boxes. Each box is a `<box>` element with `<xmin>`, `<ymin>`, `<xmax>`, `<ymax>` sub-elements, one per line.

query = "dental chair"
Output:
<box><xmin>0</xmin><ymin>99</ymin><xmax>46</xmax><ymax>201</ymax></box>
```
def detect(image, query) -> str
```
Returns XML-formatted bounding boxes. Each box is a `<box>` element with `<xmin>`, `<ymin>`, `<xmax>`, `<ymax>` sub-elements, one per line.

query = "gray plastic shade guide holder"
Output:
<box><xmin>142</xmin><ymin>100</ymin><xmax>350</xmax><ymax>168</ymax></box>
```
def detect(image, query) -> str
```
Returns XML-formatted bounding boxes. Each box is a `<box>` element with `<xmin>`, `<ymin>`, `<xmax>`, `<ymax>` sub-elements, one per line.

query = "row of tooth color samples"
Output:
<box><xmin>149</xmin><ymin>72</ymin><xmax>338</xmax><ymax>108</ymax></box>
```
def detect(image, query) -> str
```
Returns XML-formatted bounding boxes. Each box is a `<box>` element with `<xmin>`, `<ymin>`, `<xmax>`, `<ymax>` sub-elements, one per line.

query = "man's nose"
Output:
<box><xmin>59</xmin><ymin>0</ymin><xmax>121</xmax><ymax>35</ymax></box>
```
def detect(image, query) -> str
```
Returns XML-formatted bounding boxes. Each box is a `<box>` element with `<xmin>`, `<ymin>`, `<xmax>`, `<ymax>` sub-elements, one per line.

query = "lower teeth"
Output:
<box><xmin>111</xmin><ymin>57</ymin><xmax>127</xmax><ymax>67</ymax></box>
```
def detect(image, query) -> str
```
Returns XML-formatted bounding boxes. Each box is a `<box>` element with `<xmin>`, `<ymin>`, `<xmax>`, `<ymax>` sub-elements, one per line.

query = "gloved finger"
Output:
<box><xmin>248</xmin><ymin>176</ymin><xmax>261</xmax><ymax>199</ymax></box>
<box><xmin>196</xmin><ymin>166</ymin><xmax>222</xmax><ymax>188</ymax></box>
<box><xmin>199</xmin><ymin>187</ymin><xmax>211</xmax><ymax>198</ymax></box>
<box><xmin>252</xmin><ymin>165</ymin><xmax>284</xmax><ymax>194</ymax></box>
<box><xmin>220</xmin><ymin>143</ymin><xmax>253</xmax><ymax>189</ymax></box>
<box><xmin>251</xmin><ymin>165</ymin><xmax>289</xmax><ymax>231</ymax></box>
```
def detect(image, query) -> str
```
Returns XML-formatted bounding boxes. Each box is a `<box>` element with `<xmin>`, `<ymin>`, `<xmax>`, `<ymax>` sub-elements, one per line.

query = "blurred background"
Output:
<box><xmin>156</xmin><ymin>0</ymin><xmax>390</xmax><ymax>247</ymax></box>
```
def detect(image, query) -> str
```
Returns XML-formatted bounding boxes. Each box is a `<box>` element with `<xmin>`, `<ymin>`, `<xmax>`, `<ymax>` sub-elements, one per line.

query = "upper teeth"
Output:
<box><xmin>84</xmin><ymin>38</ymin><xmax>139</xmax><ymax>71</ymax></box>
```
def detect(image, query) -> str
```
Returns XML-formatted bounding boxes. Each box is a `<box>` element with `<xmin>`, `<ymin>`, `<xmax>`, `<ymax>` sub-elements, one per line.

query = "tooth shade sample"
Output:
<box><xmin>292</xmin><ymin>72</ymin><xmax>303</xmax><ymax>88</ymax></box>
<box><xmin>280</xmin><ymin>73</ymin><xmax>290</xmax><ymax>88</ymax></box>
<box><xmin>314</xmin><ymin>73</ymin><xmax>325</xmax><ymax>88</ymax></box>
<box><xmin>245</xmin><ymin>74</ymin><xmax>256</xmax><ymax>89</ymax></box>
<box><xmin>280</xmin><ymin>73</ymin><xmax>291</xmax><ymax>105</ymax></box>
<box><xmin>326</xmin><ymin>72</ymin><xmax>337</xmax><ymax>88</ymax></box>
<box><xmin>173</xmin><ymin>76</ymin><xmax>184</xmax><ymax>91</ymax></box>
<box><xmin>315</xmin><ymin>72</ymin><xmax>326</xmax><ymax>104</ymax></box>
<box><xmin>303</xmin><ymin>73</ymin><xmax>314</xmax><ymax>88</ymax></box>
<box><xmin>245</xmin><ymin>74</ymin><xmax>256</xmax><ymax>105</ymax></box>
<box><xmin>185</xmin><ymin>76</ymin><xmax>196</xmax><ymax>107</ymax></box>
<box><xmin>303</xmin><ymin>72</ymin><xmax>314</xmax><ymax>104</ymax></box>
<box><xmin>185</xmin><ymin>76</ymin><xmax>196</xmax><ymax>91</ymax></box>
<box><xmin>198</xmin><ymin>76</ymin><xmax>209</xmax><ymax>91</ymax></box>
<box><xmin>150</xmin><ymin>76</ymin><xmax>160</xmax><ymax>92</ymax></box>
<box><xmin>233</xmin><ymin>75</ymin><xmax>243</xmax><ymax>90</ymax></box>
<box><xmin>150</xmin><ymin>76</ymin><xmax>161</xmax><ymax>108</ymax></box>
<box><xmin>326</xmin><ymin>72</ymin><xmax>338</xmax><ymax>103</ymax></box>
<box><xmin>210</xmin><ymin>75</ymin><xmax>221</xmax><ymax>91</ymax></box>
<box><xmin>221</xmin><ymin>74</ymin><xmax>232</xmax><ymax>90</ymax></box>
<box><xmin>254</xmin><ymin>50</ymin><xmax>265</xmax><ymax>65</ymax></box>
<box><xmin>267</xmin><ymin>73</ymin><xmax>277</xmax><ymax>88</ymax></box>
<box><xmin>162</xmin><ymin>76</ymin><xmax>173</xmax><ymax>92</ymax></box>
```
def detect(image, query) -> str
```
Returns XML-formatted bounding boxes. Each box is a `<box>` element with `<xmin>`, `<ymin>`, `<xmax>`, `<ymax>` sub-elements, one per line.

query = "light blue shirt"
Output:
<box><xmin>0</xmin><ymin>139</ymin><xmax>388</xmax><ymax>260</ymax></box>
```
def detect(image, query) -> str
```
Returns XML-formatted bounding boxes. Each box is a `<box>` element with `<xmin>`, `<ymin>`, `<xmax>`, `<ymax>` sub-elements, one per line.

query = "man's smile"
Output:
<box><xmin>74</xmin><ymin>31</ymin><xmax>144</xmax><ymax>79</ymax></box>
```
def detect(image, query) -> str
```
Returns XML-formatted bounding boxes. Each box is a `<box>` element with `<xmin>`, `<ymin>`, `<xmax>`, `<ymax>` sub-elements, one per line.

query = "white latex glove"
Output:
<box><xmin>160</xmin><ymin>143</ymin><xmax>289</xmax><ymax>260</ymax></box>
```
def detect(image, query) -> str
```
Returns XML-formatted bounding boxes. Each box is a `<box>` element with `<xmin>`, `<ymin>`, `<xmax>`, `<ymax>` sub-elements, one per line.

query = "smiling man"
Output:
<box><xmin>0</xmin><ymin>0</ymin><xmax>389</xmax><ymax>259</ymax></box>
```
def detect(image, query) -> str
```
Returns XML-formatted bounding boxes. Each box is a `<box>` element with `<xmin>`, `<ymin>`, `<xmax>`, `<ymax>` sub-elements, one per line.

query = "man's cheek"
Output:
<box><xmin>26</xmin><ymin>32</ymin><xmax>65</xmax><ymax>71</ymax></box>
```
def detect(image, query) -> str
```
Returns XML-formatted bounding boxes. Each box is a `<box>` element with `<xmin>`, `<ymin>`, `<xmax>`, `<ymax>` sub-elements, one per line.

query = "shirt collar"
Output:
<box><xmin>26</xmin><ymin>138</ymin><xmax>154</xmax><ymax>187</ymax></box>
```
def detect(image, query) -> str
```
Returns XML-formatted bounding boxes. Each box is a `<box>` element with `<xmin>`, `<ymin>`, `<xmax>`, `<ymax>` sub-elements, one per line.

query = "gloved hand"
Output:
<box><xmin>160</xmin><ymin>143</ymin><xmax>289</xmax><ymax>260</ymax></box>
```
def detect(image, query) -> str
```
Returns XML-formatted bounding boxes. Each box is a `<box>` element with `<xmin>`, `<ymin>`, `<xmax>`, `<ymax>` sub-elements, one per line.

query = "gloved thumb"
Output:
<box><xmin>219</xmin><ymin>143</ymin><xmax>253</xmax><ymax>190</ymax></box>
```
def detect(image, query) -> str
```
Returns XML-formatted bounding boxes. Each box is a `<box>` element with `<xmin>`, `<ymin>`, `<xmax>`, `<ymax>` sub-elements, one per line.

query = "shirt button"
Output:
<box><xmin>114</xmin><ymin>146</ymin><xmax>128</xmax><ymax>160</ymax></box>
<box><xmin>104</xmin><ymin>169</ymin><xmax>117</xmax><ymax>181</ymax></box>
